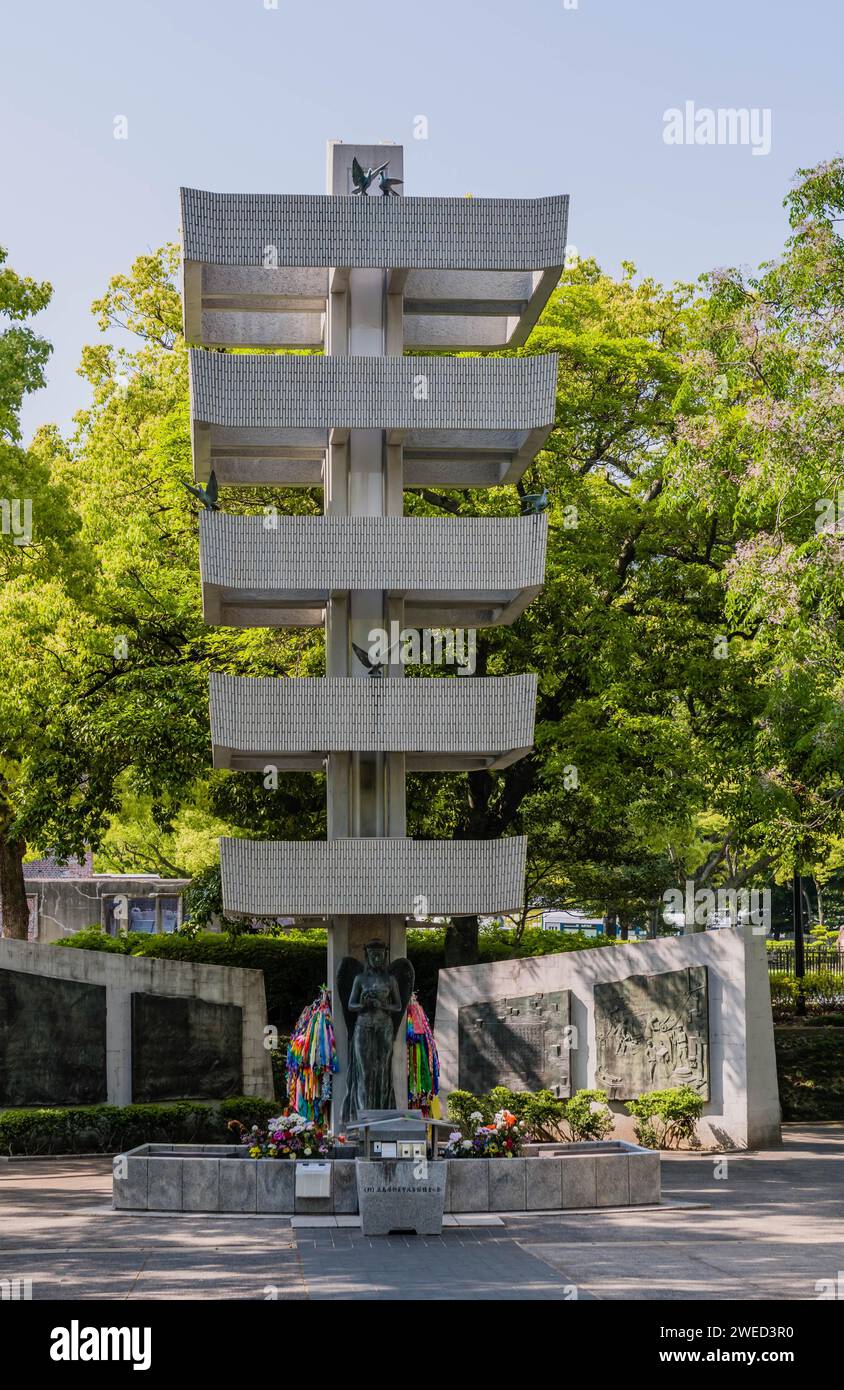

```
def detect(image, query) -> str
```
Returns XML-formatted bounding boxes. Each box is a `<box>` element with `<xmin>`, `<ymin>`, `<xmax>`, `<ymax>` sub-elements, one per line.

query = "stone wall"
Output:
<box><xmin>435</xmin><ymin>927</ymin><xmax>781</xmax><ymax>1150</ymax></box>
<box><xmin>0</xmin><ymin>939</ymin><xmax>273</xmax><ymax>1106</ymax></box>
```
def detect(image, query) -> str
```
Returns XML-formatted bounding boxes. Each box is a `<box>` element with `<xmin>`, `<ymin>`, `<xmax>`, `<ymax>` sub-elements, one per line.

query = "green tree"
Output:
<box><xmin>0</xmin><ymin>248</ymin><xmax>90</xmax><ymax>937</ymax></box>
<box><xmin>0</xmin><ymin>246</ymin><xmax>52</xmax><ymax>443</ymax></box>
<box><xmin>667</xmin><ymin>158</ymin><xmax>844</xmax><ymax>894</ymax></box>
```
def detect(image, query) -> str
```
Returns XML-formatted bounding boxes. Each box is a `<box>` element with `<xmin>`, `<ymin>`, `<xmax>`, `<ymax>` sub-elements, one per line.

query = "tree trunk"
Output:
<box><xmin>514</xmin><ymin>900</ymin><xmax>530</xmax><ymax>945</ymax></box>
<box><xmin>603</xmin><ymin>907</ymin><xmax>618</xmax><ymax>940</ymax></box>
<box><xmin>444</xmin><ymin>915</ymin><xmax>479</xmax><ymax>966</ymax></box>
<box><xmin>0</xmin><ymin>829</ymin><xmax>29</xmax><ymax>940</ymax></box>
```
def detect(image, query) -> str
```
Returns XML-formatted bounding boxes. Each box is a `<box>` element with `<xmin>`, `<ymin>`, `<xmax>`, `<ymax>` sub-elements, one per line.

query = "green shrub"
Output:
<box><xmin>216</xmin><ymin>1096</ymin><xmax>280</xmax><ymax>1132</ymax></box>
<box><xmin>625</xmin><ymin>1087</ymin><xmax>703</xmax><ymax>1149</ymax></box>
<box><xmin>445</xmin><ymin>1087</ymin><xmax>550</xmax><ymax>1135</ymax></box>
<box><xmin>445</xmin><ymin>1089</ymin><xmax>489</xmax><ymax>1133</ymax></box>
<box><xmin>0</xmin><ymin>1098</ymin><xmax>280</xmax><ymax>1156</ymax></box>
<box><xmin>774</xmin><ymin>1026</ymin><xmax>844</xmax><ymax>1121</ymax></box>
<box><xmin>769</xmin><ymin>970</ymin><xmax>844</xmax><ymax>1017</ymax></box>
<box><xmin>0</xmin><ymin>1100</ymin><xmax>262</xmax><ymax>1156</ymax></box>
<box><xmin>53</xmin><ymin>926</ymin><xmax>147</xmax><ymax>954</ymax></box>
<box><xmin>268</xmin><ymin>1038</ymin><xmax>291</xmax><ymax>1102</ymax></box>
<box><xmin>560</xmin><ymin>1088</ymin><xmax>614</xmax><ymax>1141</ymax></box>
<box><xmin>445</xmin><ymin>1085</ymin><xmax>614</xmax><ymax>1143</ymax></box>
<box><xmin>509</xmin><ymin>1090</ymin><xmax>565</xmax><ymax>1140</ymax></box>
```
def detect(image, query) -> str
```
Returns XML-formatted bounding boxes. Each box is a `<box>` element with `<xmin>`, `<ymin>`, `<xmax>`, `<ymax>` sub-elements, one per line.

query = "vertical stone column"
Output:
<box><xmin>324</xmin><ymin>143</ymin><xmax>408</xmax><ymax>1121</ymax></box>
<box><xmin>105</xmin><ymin>985</ymin><xmax>132</xmax><ymax>1105</ymax></box>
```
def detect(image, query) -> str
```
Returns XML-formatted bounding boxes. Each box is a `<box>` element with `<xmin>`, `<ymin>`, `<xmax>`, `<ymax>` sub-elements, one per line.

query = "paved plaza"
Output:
<box><xmin>1</xmin><ymin>1125</ymin><xmax>840</xmax><ymax>1301</ymax></box>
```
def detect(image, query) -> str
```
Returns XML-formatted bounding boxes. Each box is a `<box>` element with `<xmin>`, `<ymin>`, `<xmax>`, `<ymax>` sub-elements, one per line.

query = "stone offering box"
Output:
<box><xmin>357</xmin><ymin>1159</ymin><xmax>447</xmax><ymax>1236</ymax></box>
<box><xmin>113</xmin><ymin>1140</ymin><xmax>660</xmax><ymax>1216</ymax></box>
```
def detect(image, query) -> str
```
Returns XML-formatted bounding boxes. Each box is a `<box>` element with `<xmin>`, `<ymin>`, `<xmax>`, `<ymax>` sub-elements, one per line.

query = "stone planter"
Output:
<box><xmin>445</xmin><ymin>1158</ymin><xmax>489</xmax><ymax>1213</ymax></box>
<box><xmin>489</xmin><ymin>1157</ymin><xmax>526</xmax><ymax>1212</ymax></box>
<box><xmin>112</xmin><ymin>1141</ymin><xmax>660</xmax><ymax>1215</ymax></box>
<box><xmin>355</xmin><ymin>1159</ymin><xmax>447</xmax><ymax>1236</ymax></box>
<box><xmin>257</xmin><ymin>1159</ymin><xmax>295</xmax><ymax>1213</ymax></box>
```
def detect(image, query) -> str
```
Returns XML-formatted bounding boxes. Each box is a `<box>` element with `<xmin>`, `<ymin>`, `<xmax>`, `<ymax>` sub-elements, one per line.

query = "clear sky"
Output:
<box><xmin>3</xmin><ymin>0</ymin><xmax>842</xmax><ymax>441</ymax></box>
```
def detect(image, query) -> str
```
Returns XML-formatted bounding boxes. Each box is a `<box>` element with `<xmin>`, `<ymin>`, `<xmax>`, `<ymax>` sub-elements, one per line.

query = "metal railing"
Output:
<box><xmin>767</xmin><ymin>946</ymin><xmax>844</xmax><ymax>976</ymax></box>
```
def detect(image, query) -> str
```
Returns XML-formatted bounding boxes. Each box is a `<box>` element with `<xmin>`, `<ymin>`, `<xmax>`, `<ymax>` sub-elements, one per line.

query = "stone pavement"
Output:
<box><xmin>0</xmin><ymin>1125</ymin><xmax>841</xmax><ymax>1301</ymax></box>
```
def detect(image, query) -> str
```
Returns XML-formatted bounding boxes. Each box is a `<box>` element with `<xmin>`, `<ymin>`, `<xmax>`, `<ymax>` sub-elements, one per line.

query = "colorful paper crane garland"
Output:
<box><xmin>407</xmin><ymin>992</ymin><xmax>441</xmax><ymax>1116</ymax></box>
<box><xmin>286</xmin><ymin>986</ymin><xmax>338</xmax><ymax>1122</ymax></box>
<box><xmin>286</xmin><ymin>986</ymin><xmax>439</xmax><ymax>1121</ymax></box>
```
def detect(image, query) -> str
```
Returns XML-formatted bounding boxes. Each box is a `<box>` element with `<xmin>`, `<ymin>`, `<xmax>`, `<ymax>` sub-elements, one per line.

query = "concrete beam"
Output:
<box><xmin>198</xmin><ymin>514</ymin><xmax>548</xmax><ymax>629</ymax></box>
<box><xmin>208</xmin><ymin>672</ymin><xmax>538</xmax><ymax>770</ymax></box>
<box><xmin>220</xmin><ymin>835</ymin><xmax>528</xmax><ymax>918</ymax></box>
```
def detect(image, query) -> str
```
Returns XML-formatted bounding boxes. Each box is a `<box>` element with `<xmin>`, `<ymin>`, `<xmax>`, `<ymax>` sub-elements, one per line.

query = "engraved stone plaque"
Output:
<box><xmin>458</xmin><ymin>991</ymin><xmax>571</xmax><ymax>1096</ymax></box>
<box><xmin>0</xmin><ymin>968</ymin><xmax>107</xmax><ymax>1106</ymax></box>
<box><xmin>131</xmin><ymin>993</ymin><xmax>243</xmax><ymax>1102</ymax></box>
<box><xmin>595</xmin><ymin>966</ymin><xmax>709</xmax><ymax>1101</ymax></box>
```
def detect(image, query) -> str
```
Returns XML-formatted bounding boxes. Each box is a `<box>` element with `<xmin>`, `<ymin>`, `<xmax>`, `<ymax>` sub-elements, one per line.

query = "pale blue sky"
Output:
<box><xmin>3</xmin><ymin>0</ymin><xmax>842</xmax><ymax>440</ymax></box>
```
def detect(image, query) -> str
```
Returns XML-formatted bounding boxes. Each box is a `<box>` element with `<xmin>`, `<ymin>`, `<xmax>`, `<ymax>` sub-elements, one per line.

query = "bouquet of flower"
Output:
<box><xmin>443</xmin><ymin>1108</ymin><xmax>525</xmax><ymax>1158</ymax></box>
<box><xmin>230</xmin><ymin>1113</ymin><xmax>332</xmax><ymax>1160</ymax></box>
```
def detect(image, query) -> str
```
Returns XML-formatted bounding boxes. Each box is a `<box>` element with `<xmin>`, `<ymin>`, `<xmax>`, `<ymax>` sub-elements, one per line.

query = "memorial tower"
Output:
<box><xmin>181</xmin><ymin>142</ymin><xmax>568</xmax><ymax>1118</ymax></box>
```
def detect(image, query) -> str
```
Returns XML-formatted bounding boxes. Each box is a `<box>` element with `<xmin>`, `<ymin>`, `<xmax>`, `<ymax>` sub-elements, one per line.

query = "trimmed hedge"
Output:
<box><xmin>774</xmin><ymin>1027</ymin><xmax>844</xmax><ymax>1121</ymax></box>
<box><xmin>0</xmin><ymin>1098</ymin><xmax>279</xmax><ymax>1157</ymax></box>
<box><xmin>769</xmin><ymin>970</ymin><xmax>844</xmax><ymax>1018</ymax></box>
<box><xmin>55</xmin><ymin>925</ymin><xmax>611</xmax><ymax>1033</ymax></box>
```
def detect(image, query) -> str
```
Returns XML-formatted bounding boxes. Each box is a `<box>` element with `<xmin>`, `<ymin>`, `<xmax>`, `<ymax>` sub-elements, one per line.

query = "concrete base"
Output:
<box><xmin>113</xmin><ymin>1141</ymin><xmax>659</xmax><ymax>1214</ymax></box>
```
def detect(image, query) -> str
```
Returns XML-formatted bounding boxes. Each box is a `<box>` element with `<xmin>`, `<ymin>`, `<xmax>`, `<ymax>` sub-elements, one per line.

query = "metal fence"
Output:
<box><xmin>767</xmin><ymin>947</ymin><xmax>844</xmax><ymax>976</ymax></box>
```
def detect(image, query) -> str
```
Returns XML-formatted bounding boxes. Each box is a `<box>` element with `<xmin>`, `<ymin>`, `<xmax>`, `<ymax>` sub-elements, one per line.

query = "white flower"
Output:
<box><xmin>469</xmin><ymin>1111</ymin><xmax>483</xmax><ymax>1123</ymax></box>
<box><xmin>462</xmin><ymin>1140</ymin><xmax>473</xmax><ymax>1150</ymax></box>
<box><xmin>448</xmin><ymin>1130</ymin><xmax>462</xmax><ymax>1142</ymax></box>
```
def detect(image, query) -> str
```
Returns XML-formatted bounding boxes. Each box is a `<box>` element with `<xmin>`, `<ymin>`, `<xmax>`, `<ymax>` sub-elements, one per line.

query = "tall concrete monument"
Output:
<box><xmin>181</xmin><ymin>142</ymin><xmax>568</xmax><ymax>1119</ymax></box>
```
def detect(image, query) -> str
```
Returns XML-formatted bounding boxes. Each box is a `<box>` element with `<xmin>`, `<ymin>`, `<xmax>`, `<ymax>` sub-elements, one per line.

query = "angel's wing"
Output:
<box><xmin>351</xmin><ymin>156</ymin><xmax>366</xmax><ymax>188</ymax></box>
<box><xmin>371</xmin><ymin>161</ymin><xmax>390</xmax><ymax>178</ymax></box>
<box><xmin>351</xmin><ymin>640</ymin><xmax>373</xmax><ymax>671</ymax></box>
<box><xmin>337</xmin><ymin>955</ymin><xmax>364</xmax><ymax>1038</ymax></box>
<box><xmin>206</xmin><ymin>469</ymin><xmax>219</xmax><ymax>505</ymax></box>
<box><xmin>352</xmin><ymin>641</ymin><xmax>382</xmax><ymax>675</ymax></box>
<box><xmin>388</xmin><ymin>957</ymin><xmax>415</xmax><ymax>1040</ymax></box>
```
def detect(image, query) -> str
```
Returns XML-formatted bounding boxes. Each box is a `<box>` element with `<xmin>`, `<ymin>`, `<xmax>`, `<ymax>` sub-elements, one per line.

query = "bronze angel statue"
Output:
<box><xmin>337</xmin><ymin>940</ymin><xmax>414</xmax><ymax>1121</ymax></box>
